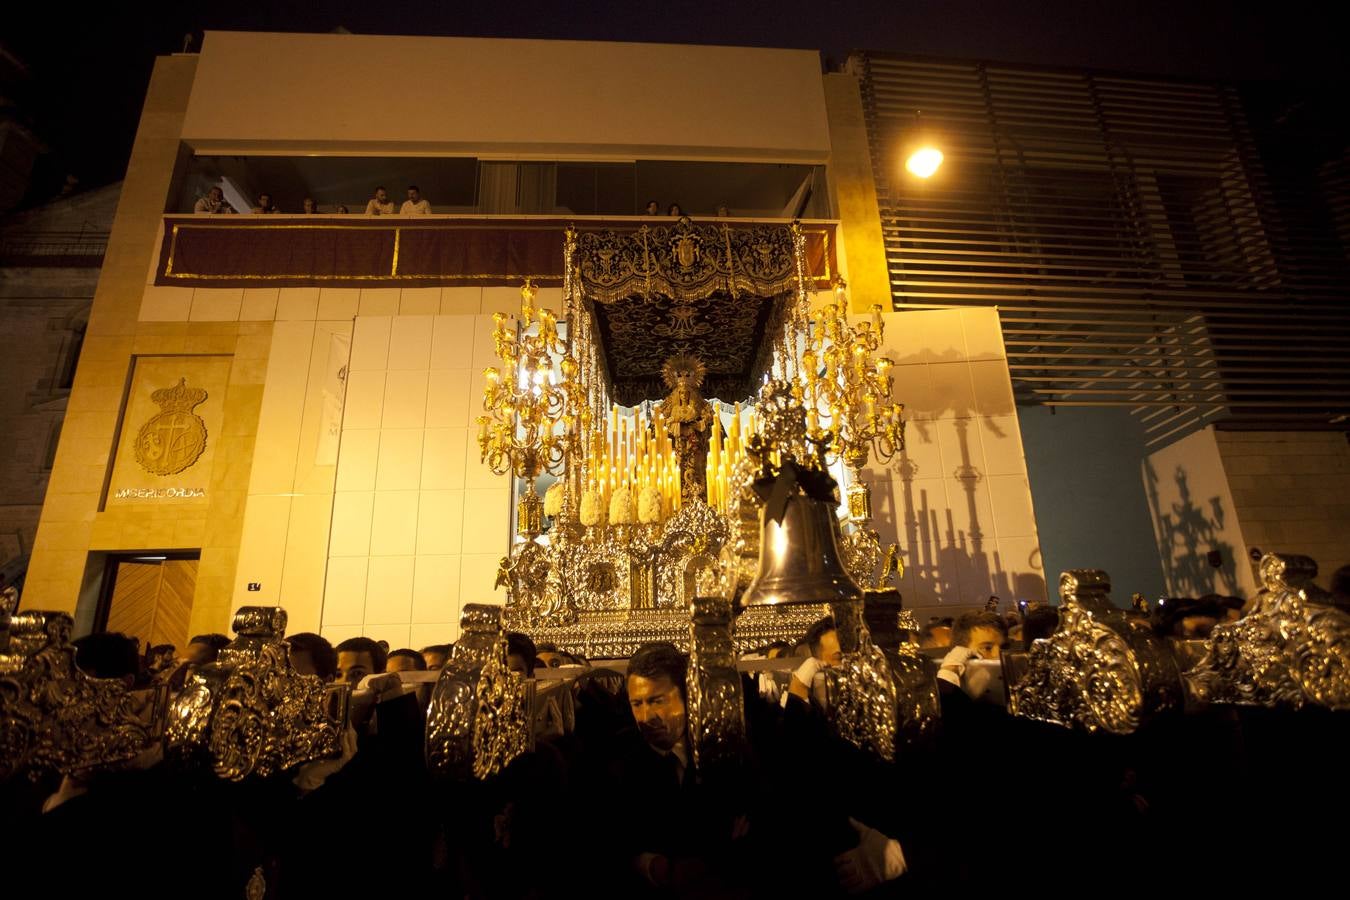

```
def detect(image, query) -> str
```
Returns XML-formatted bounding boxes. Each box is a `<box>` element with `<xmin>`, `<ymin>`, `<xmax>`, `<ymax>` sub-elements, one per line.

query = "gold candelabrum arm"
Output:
<box><xmin>799</xmin><ymin>279</ymin><xmax>906</xmax><ymax>484</ymax></box>
<box><xmin>477</xmin><ymin>280</ymin><xmax>585</xmax><ymax>538</ymax></box>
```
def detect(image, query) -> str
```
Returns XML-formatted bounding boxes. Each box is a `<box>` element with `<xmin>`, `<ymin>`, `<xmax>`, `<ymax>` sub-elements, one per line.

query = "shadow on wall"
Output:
<box><xmin>868</xmin><ymin>344</ymin><xmax>1046</xmax><ymax>608</ymax></box>
<box><xmin>1143</xmin><ymin>457</ymin><xmax>1241</xmax><ymax>597</ymax></box>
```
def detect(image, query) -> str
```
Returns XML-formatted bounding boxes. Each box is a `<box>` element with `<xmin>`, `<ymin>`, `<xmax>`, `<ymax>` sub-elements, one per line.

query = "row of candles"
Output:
<box><xmin>705</xmin><ymin>402</ymin><xmax>755</xmax><ymax>515</ymax></box>
<box><xmin>584</xmin><ymin>404</ymin><xmax>681</xmax><ymax>523</ymax></box>
<box><xmin>579</xmin><ymin>402</ymin><xmax>758</xmax><ymax>523</ymax></box>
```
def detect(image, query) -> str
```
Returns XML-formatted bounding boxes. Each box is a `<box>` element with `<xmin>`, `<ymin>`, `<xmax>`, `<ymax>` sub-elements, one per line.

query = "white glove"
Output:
<box><xmin>833</xmin><ymin>817</ymin><xmax>907</xmax><ymax>894</ymax></box>
<box><xmin>358</xmin><ymin>672</ymin><xmax>405</xmax><ymax>702</ymax></box>
<box><xmin>293</xmin><ymin>726</ymin><xmax>358</xmax><ymax>793</ymax></box>
<box><xmin>793</xmin><ymin>656</ymin><xmax>823</xmax><ymax>687</ymax></box>
<box><xmin>937</xmin><ymin>645</ymin><xmax>978</xmax><ymax>687</ymax></box>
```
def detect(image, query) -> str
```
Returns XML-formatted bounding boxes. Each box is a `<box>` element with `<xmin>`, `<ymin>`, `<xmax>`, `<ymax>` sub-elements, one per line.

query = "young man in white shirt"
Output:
<box><xmin>193</xmin><ymin>186</ymin><xmax>234</xmax><ymax>214</ymax></box>
<box><xmin>364</xmin><ymin>186</ymin><xmax>396</xmax><ymax>215</ymax></box>
<box><xmin>400</xmin><ymin>185</ymin><xmax>431</xmax><ymax>215</ymax></box>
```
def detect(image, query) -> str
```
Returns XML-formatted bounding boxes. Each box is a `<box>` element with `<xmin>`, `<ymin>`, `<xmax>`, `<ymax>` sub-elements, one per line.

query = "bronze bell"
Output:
<box><xmin>740</xmin><ymin>492</ymin><xmax>862</xmax><ymax>607</ymax></box>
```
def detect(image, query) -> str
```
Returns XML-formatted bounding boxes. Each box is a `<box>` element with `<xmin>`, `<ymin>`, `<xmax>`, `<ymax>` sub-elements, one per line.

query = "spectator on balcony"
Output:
<box><xmin>364</xmin><ymin>186</ymin><xmax>396</xmax><ymax>215</ymax></box>
<box><xmin>667</xmin><ymin>202</ymin><xmax>683</xmax><ymax>217</ymax></box>
<box><xmin>400</xmin><ymin>185</ymin><xmax>432</xmax><ymax>215</ymax></box>
<box><xmin>644</xmin><ymin>199</ymin><xmax>660</xmax><ymax>215</ymax></box>
<box><xmin>335</xmin><ymin>204</ymin><xmax>350</xmax><ymax>214</ymax></box>
<box><xmin>251</xmin><ymin>192</ymin><xmax>279</xmax><ymax>214</ymax></box>
<box><xmin>302</xmin><ymin>196</ymin><xmax>320</xmax><ymax>214</ymax></box>
<box><xmin>193</xmin><ymin>185</ymin><xmax>234</xmax><ymax>214</ymax></box>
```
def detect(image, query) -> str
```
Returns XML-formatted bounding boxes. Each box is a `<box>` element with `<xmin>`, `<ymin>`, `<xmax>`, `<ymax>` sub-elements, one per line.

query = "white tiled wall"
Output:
<box><xmin>233</xmin><ymin>318</ymin><xmax>354</xmax><ymax>631</ymax></box>
<box><xmin>219</xmin><ymin>284</ymin><xmax>541</xmax><ymax>643</ymax></box>
<box><xmin>862</xmin><ymin>308</ymin><xmax>1048</xmax><ymax>611</ymax></box>
<box><xmin>321</xmin><ymin>313</ymin><xmax>512</xmax><ymax>649</ymax></box>
<box><xmin>139</xmin><ymin>284</ymin><xmax>560</xmax><ymax>324</ymax></box>
<box><xmin>1143</xmin><ymin>427</ymin><xmax>1260</xmax><ymax>599</ymax></box>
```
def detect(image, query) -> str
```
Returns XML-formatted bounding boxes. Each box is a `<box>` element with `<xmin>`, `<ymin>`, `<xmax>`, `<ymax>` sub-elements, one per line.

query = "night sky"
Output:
<box><xmin>3</xmin><ymin>1</ymin><xmax>1346</xmax><ymax>200</ymax></box>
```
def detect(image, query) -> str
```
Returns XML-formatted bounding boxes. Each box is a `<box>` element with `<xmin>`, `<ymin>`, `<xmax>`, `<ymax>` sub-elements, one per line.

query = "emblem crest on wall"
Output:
<box><xmin>133</xmin><ymin>378</ymin><xmax>209</xmax><ymax>476</ymax></box>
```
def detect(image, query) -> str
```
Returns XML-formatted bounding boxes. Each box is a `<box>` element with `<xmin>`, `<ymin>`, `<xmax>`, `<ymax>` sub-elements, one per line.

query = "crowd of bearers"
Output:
<box><xmin>5</xmin><ymin>600</ymin><xmax>1347</xmax><ymax>896</ymax></box>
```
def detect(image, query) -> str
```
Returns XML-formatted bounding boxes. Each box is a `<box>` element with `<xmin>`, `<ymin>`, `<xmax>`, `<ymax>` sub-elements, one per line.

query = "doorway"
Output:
<box><xmin>95</xmin><ymin>552</ymin><xmax>200</xmax><ymax>652</ymax></box>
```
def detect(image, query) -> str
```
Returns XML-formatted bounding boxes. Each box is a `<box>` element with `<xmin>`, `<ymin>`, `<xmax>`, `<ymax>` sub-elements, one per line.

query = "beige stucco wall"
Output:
<box><xmin>1213</xmin><ymin>430</ymin><xmax>1350</xmax><ymax>587</ymax></box>
<box><xmin>822</xmin><ymin>72</ymin><xmax>892</xmax><ymax>315</ymax></box>
<box><xmin>862</xmin><ymin>307</ymin><xmax>1047</xmax><ymax>613</ymax></box>
<box><xmin>182</xmin><ymin>32</ymin><xmax>831</xmax><ymax>163</ymax></box>
<box><xmin>23</xmin><ymin>54</ymin><xmax>274</xmax><ymax>635</ymax></box>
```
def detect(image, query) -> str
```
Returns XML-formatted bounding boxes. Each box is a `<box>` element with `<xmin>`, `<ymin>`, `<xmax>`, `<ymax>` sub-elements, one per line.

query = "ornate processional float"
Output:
<box><xmin>475</xmin><ymin>219</ymin><xmax>911</xmax><ymax>660</ymax></box>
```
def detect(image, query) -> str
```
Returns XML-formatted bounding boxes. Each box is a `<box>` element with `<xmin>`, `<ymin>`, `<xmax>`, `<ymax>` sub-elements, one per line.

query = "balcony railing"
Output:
<box><xmin>154</xmin><ymin>215</ymin><xmax>836</xmax><ymax>290</ymax></box>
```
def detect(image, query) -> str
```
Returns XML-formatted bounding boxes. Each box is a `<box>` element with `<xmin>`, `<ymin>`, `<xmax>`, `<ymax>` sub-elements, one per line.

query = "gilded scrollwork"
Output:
<box><xmin>164</xmin><ymin>606</ymin><xmax>345</xmax><ymax>781</ymax></box>
<box><xmin>0</xmin><ymin>610</ymin><xmax>165</xmax><ymax>780</ymax></box>
<box><xmin>1186</xmin><ymin>553</ymin><xmax>1350</xmax><ymax>710</ymax></box>
<box><xmin>206</xmin><ymin>641</ymin><xmax>345</xmax><ymax>780</ymax></box>
<box><xmin>825</xmin><ymin>601</ymin><xmax>899</xmax><ymax>761</ymax></box>
<box><xmin>686</xmin><ymin>596</ymin><xmax>747</xmax><ymax>774</ymax></box>
<box><xmin>427</xmin><ymin>604</ymin><xmax>533</xmax><ymax>780</ymax></box>
<box><xmin>1010</xmin><ymin>570</ymin><xmax>1183</xmax><ymax>734</ymax></box>
<box><xmin>499</xmin><ymin>540</ymin><xmax>559</xmax><ymax>629</ymax></box>
<box><xmin>655</xmin><ymin>499</ymin><xmax>729</xmax><ymax>608</ymax></box>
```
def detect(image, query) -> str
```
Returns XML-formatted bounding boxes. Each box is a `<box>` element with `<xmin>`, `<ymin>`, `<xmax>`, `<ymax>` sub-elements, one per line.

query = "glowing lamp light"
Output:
<box><xmin>905</xmin><ymin>147</ymin><xmax>944</xmax><ymax>178</ymax></box>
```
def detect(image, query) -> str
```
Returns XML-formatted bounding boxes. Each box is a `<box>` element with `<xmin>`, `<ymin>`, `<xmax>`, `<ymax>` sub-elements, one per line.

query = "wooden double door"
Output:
<box><xmin>99</xmin><ymin>554</ymin><xmax>199</xmax><ymax>652</ymax></box>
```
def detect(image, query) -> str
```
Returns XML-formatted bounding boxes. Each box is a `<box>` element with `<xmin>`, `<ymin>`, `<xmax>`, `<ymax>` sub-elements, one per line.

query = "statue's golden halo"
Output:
<box><xmin>661</xmin><ymin>352</ymin><xmax>707</xmax><ymax>390</ymax></box>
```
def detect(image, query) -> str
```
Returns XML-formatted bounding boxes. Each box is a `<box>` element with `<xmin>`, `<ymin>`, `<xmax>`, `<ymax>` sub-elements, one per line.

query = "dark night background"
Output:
<box><xmin>3</xmin><ymin>1</ymin><xmax>1348</xmax><ymax>203</ymax></box>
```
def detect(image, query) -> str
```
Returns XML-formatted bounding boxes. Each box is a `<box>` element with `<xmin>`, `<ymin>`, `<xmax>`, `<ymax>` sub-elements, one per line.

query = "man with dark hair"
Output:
<box><xmin>364</xmin><ymin>186</ymin><xmax>395</xmax><ymax>215</ymax></box>
<box><xmin>288</xmin><ymin>632</ymin><xmax>337</xmax><ymax>681</ymax></box>
<box><xmin>626</xmin><ymin>642</ymin><xmax>688</xmax><ymax>757</ymax></box>
<box><xmin>386</xmin><ymin>648</ymin><xmax>426</xmax><ymax>673</ymax></box>
<box><xmin>73</xmin><ymin>632</ymin><xmax>140</xmax><ymax>685</ymax></box>
<box><xmin>917</xmin><ymin>622</ymin><xmax>953</xmax><ymax>649</ymax></box>
<box><xmin>1154</xmin><ymin>597</ymin><xmax>1222</xmax><ymax>639</ymax></box>
<box><xmin>182</xmin><ymin>633</ymin><xmax>230</xmax><ymax>665</ymax></box>
<box><xmin>803</xmin><ymin>616</ymin><xmax>842</xmax><ymax>665</ymax></box>
<box><xmin>164</xmin><ymin>632</ymin><xmax>231</xmax><ymax>691</ymax></box>
<box><xmin>951</xmin><ymin>610</ymin><xmax>1007</xmax><ymax>660</ymax></box>
<box><xmin>420</xmin><ymin>643</ymin><xmax>451</xmax><ymax>670</ymax></box>
<box><xmin>334</xmin><ymin>636</ymin><xmax>387</xmax><ymax>686</ymax></box>
<box><xmin>789</xmin><ymin>615</ymin><xmax>841</xmax><ymax>702</ymax></box>
<box><xmin>643</xmin><ymin>199</ymin><xmax>660</xmax><ymax>215</ymax></box>
<box><xmin>536</xmin><ymin>641</ymin><xmax>569</xmax><ymax>668</ymax></box>
<box><xmin>506</xmin><ymin>631</ymin><xmax>537</xmax><ymax>676</ymax></box>
<box><xmin>1021</xmin><ymin>606</ymin><xmax>1060</xmax><ymax>646</ymax></box>
<box><xmin>939</xmin><ymin>611</ymin><xmax>1008</xmax><ymax>703</ymax></box>
<box><xmin>400</xmin><ymin>185</ymin><xmax>431</xmax><ymax>215</ymax></box>
<box><xmin>605</xmin><ymin>641</ymin><xmax>720</xmax><ymax>891</ymax></box>
<box><xmin>144</xmin><ymin>643</ymin><xmax>177</xmax><ymax>679</ymax></box>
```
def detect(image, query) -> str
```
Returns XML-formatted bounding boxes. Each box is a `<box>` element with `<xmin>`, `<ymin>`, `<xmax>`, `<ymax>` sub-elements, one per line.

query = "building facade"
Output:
<box><xmin>15</xmin><ymin>33</ymin><xmax>1045</xmax><ymax>650</ymax></box>
<box><xmin>28</xmin><ymin>32</ymin><xmax>1344</xmax><ymax>652</ymax></box>
<box><xmin>846</xmin><ymin>53</ymin><xmax>1350</xmax><ymax>600</ymax></box>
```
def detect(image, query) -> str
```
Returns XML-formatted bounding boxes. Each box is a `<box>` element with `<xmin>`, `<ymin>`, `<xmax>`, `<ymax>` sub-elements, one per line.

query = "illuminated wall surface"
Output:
<box><xmin>56</xmin><ymin>30</ymin><xmax>1350</xmax><ymax>637</ymax></box>
<box><xmin>863</xmin><ymin>307</ymin><xmax>1046</xmax><ymax>614</ymax></box>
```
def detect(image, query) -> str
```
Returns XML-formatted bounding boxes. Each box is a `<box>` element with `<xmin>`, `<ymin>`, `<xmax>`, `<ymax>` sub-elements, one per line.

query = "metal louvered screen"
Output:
<box><xmin>852</xmin><ymin>53</ymin><xmax>1350</xmax><ymax>445</ymax></box>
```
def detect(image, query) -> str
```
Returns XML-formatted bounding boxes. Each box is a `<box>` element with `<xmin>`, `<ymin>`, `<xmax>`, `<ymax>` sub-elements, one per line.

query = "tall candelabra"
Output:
<box><xmin>477</xmin><ymin>279</ymin><xmax>581</xmax><ymax>538</ymax></box>
<box><xmin>799</xmin><ymin>278</ymin><xmax>906</xmax><ymax>585</ymax></box>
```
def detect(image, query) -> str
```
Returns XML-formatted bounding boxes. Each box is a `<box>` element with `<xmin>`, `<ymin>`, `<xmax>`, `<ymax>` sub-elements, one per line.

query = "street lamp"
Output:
<box><xmin>905</xmin><ymin>146</ymin><xmax>943</xmax><ymax>178</ymax></box>
<box><xmin>903</xmin><ymin>109</ymin><xmax>943</xmax><ymax>179</ymax></box>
